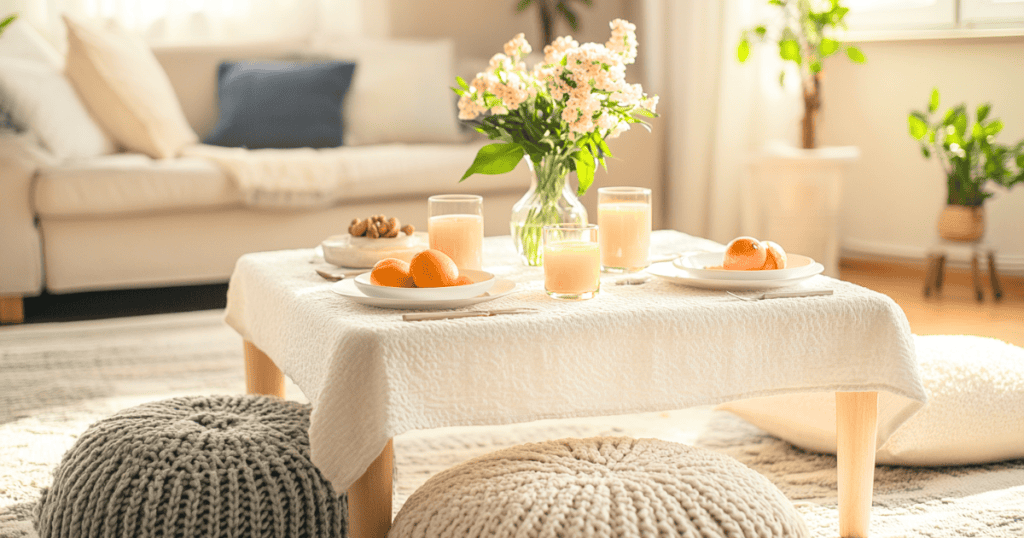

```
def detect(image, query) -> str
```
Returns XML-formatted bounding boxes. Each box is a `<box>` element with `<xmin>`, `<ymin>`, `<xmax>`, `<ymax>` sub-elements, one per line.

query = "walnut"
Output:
<box><xmin>377</xmin><ymin>221</ymin><xmax>390</xmax><ymax>235</ymax></box>
<box><xmin>401</xmin><ymin>224</ymin><xmax>415</xmax><ymax>236</ymax></box>
<box><xmin>350</xmin><ymin>219</ymin><xmax>368</xmax><ymax>237</ymax></box>
<box><xmin>367</xmin><ymin>223</ymin><xmax>379</xmax><ymax>238</ymax></box>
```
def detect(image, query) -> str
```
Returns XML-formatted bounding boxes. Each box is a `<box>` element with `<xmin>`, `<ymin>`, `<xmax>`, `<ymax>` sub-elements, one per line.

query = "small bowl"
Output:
<box><xmin>672</xmin><ymin>251</ymin><xmax>819</xmax><ymax>281</ymax></box>
<box><xmin>353</xmin><ymin>269</ymin><xmax>496</xmax><ymax>300</ymax></box>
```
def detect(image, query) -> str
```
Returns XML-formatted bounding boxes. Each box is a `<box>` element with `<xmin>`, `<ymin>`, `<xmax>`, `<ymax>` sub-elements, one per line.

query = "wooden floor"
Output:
<box><xmin>839</xmin><ymin>259</ymin><xmax>1024</xmax><ymax>347</ymax></box>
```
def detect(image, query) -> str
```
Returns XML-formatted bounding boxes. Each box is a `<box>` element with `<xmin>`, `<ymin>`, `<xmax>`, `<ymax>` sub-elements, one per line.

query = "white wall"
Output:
<box><xmin>817</xmin><ymin>36</ymin><xmax>1024</xmax><ymax>272</ymax></box>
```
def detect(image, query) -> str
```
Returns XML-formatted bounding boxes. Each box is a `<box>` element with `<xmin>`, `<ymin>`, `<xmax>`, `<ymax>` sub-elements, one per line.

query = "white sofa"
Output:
<box><xmin>0</xmin><ymin>36</ymin><xmax>662</xmax><ymax>322</ymax></box>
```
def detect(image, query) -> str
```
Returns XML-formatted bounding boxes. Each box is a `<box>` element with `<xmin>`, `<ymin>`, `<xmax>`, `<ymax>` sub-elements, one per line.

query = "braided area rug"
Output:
<box><xmin>2</xmin><ymin>310</ymin><xmax>1023</xmax><ymax>538</ymax></box>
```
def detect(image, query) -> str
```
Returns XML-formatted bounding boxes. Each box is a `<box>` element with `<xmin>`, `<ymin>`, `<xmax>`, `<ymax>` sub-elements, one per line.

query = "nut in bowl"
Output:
<box><xmin>354</xmin><ymin>269</ymin><xmax>496</xmax><ymax>300</ymax></box>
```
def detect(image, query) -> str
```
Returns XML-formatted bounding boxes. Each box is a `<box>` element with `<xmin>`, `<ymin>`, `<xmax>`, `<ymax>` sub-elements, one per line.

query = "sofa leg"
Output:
<box><xmin>0</xmin><ymin>296</ymin><xmax>24</xmax><ymax>324</ymax></box>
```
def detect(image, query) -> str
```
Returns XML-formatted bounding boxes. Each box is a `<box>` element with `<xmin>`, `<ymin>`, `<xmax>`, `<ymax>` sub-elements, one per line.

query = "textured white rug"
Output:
<box><xmin>1</xmin><ymin>311</ymin><xmax>1022</xmax><ymax>538</ymax></box>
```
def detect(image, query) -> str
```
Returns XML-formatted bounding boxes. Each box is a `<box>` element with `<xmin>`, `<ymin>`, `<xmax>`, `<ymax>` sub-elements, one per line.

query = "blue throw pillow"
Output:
<box><xmin>204</xmin><ymin>60</ymin><xmax>356</xmax><ymax>149</ymax></box>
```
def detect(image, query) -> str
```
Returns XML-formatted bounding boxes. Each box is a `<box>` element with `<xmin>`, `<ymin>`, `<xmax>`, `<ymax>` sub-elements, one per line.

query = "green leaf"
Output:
<box><xmin>820</xmin><ymin>38</ymin><xmax>839</xmax><ymax>57</ymax></box>
<box><xmin>738</xmin><ymin>38</ymin><xmax>750</xmax><ymax>62</ymax></box>
<box><xmin>460</xmin><ymin>143</ymin><xmax>525</xmax><ymax>181</ymax></box>
<box><xmin>972</xmin><ymin>122</ymin><xmax>984</xmax><ymax>141</ymax></box>
<box><xmin>846</xmin><ymin>46</ymin><xmax>866</xmax><ymax>63</ymax></box>
<box><xmin>986</xmin><ymin>120</ymin><xmax>1004</xmax><ymax>136</ymax></box>
<box><xmin>779</xmin><ymin>39</ymin><xmax>801</xmax><ymax>64</ymax></box>
<box><xmin>953</xmin><ymin>108</ymin><xmax>968</xmax><ymax>137</ymax></box>
<box><xmin>921</xmin><ymin>145</ymin><xmax>931</xmax><ymax>158</ymax></box>
<box><xmin>456</xmin><ymin>76</ymin><xmax>469</xmax><ymax>90</ymax></box>
<box><xmin>515</xmin><ymin>0</ymin><xmax>533</xmax><ymax>13</ymax></box>
<box><xmin>768</xmin><ymin>0</ymin><xmax>783</xmax><ymax>5</ymax></box>
<box><xmin>908</xmin><ymin>112</ymin><xmax>929</xmax><ymax>140</ymax></box>
<box><xmin>556</xmin><ymin>3</ymin><xmax>578</xmax><ymax>31</ymax></box>
<box><xmin>754</xmin><ymin>25</ymin><xmax>767</xmax><ymax>38</ymax></box>
<box><xmin>810</xmin><ymin>61</ymin><xmax>822</xmax><ymax>74</ymax></box>
<box><xmin>0</xmin><ymin>14</ymin><xmax>15</xmax><ymax>34</ymax></box>
<box><xmin>976</xmin><ymin>103</ymin><xmax>991</xmax><ymax>123</ymax></box>
<box><xmin>575</xmin><ymin>146</ymin><xmax>596</xmax><ymax>197</ymax></box>
<box><xmin>929</xmin><ymin>88</ymin><xmax>939</xmax><ymax>113</ymax></box>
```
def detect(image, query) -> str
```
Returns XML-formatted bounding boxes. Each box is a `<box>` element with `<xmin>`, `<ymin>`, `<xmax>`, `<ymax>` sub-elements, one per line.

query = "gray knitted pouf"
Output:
<box><xmin>391</xmin><ymin>436</ymin><xmax>809</xmax><ymax>538</ymax></box>
<box><xmin>34</xmin><ymin>395</ymin><xmax>346</xmax><ymax>538</ymax></box>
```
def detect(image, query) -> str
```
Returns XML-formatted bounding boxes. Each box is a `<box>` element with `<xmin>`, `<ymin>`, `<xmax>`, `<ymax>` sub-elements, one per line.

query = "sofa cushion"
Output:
<box><xmin>204</xmin><ymin>60</ymin><xmax>356</xmax><ymax>149</ymax></box>
<box><xmin>0</xmin><ymin>58</ymin><xmax>116</xmax><ymax>161</ymax></box>
<box><xmin>0</xmin><ymin>18</ymin><xmax>64</xmax><ymax>67</ymax></box>
<box><xmin>312</xmin><ymin>38</ymin><xmax>464</xmax><ymax>146</ymax></box>
<box><xmin>64</xmin><ymin>15</ymin><xmax>198</xmax><ymax>159</ymax></box>
<box><xmin>34</xmin><ymin>154</ymin><xmax>241</xmax><ymax>218</ymax></box>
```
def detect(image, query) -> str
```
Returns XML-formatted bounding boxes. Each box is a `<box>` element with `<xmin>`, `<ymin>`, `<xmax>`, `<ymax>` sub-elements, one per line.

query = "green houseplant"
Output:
<box><xmin>737</xmin><ymin>0</ymin><xmax>865</xmax><ymax>149</ymax></box>
<box><xmin>0</xmin><ymin>14</ymin><xmax>16</xmax><ymax>35</ymax></box>
<box><xmin>908</xmin><ymin>88</ymin><xmax>1024</xmax><ymax>241</ymax></box>
<box><xmin>514</xmin><ymin>0</ymin><xmax>592</xmax><ymax>52</ymax></box>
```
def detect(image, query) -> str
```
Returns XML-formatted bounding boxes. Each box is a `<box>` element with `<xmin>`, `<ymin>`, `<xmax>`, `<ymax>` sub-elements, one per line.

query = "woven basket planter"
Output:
<box><xmin>938</xmin><ymin>204</ymin><xmax>985</xmax><ymax>242</ymax></box>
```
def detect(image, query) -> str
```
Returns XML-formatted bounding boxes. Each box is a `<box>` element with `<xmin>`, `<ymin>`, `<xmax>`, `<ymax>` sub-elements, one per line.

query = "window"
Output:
<box><xmin>844</xmin><ymin>0</ymin><xmax>1024</xmax><ymax>33</ymax></box>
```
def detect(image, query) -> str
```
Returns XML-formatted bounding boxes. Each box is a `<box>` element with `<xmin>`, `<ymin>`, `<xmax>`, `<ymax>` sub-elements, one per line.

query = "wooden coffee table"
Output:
<box><xmin>228</xmin><ymin>231</ymin><xmax>925</xmax><ymax>538</ymax></box>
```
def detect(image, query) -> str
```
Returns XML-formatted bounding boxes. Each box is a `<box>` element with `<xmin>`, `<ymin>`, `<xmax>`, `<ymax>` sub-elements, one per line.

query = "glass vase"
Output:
<box><xmin>510</xmin><ymin>157</ymin><xmax>588</xmax><ymax>266</ymax></box>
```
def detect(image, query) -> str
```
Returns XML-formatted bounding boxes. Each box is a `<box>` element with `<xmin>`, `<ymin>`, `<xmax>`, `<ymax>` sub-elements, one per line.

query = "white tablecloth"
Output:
<box><xmin>224</xmin><ymin>231</ymin><xmax>926</xmax><ymax>494</ymax></box>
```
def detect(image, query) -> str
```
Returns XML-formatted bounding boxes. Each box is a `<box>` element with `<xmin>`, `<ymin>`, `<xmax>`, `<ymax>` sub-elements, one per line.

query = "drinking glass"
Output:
<box><xmin>598</xmin><ymin>187</ymin><xmax>652</xmax><ymax>273</ymax></box>
<box><xmin>543</xmin><ymin>224</ymin><xmax>600</xmax><ymax>300</ymax></box>
<box><xmin>428</xmin><ymin>195</ymin><xmax>484</xmax><ymax>270</ymax></box>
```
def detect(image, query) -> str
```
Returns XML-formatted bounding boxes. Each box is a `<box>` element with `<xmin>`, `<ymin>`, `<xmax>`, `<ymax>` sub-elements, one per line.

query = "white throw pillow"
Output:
<box><xmin>0</xmin><ymin>18</ymin><xmax>64</xmax><ymax>67</ymax></box>
<box><xmin>718</xmin><ymin>335</ymin><xmax>1024</xmax><ymax>466</ymax></box>
<box><xmin>63</xmin><ymin>15</ymin><xmax>197</xmax><ymax>159</ymax></box>
<box><xmin>0</xmin><ymin>58</ymin><xmax>115</xmax><ymax>160</ymax></box>
<box><xmin>312</xmin><ymin>37</ymin><xmax>464</xmax><ymax>146</ymax></box>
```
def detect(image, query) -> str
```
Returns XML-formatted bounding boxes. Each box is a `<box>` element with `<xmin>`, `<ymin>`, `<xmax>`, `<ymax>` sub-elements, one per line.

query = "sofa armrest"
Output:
<box><xmin>0</xmin><ymin>132</ymin><xmax>53</xmax><ymax>297</ymax></box>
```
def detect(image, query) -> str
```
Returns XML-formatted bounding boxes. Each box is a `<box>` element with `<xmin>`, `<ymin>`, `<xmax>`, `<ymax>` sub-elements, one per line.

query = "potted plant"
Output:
<box><xmin>908</xmin><ymin>88</ymin><xmax>1024</xmax><ymax>242</ymax></box>
<box><xmin>514</xmin><ymin>0</ymin><xmax>592</xmax><ymax>53</ymax></box>
<box><xmin>735</xmin><ymin>0</ymin><xmax>863</xmax><ymax>276</ymax></box>
<box><xmin>738</xmin><ymin>0</ymin><xmax>864</xmax><ymax>149</ymax></box>
<box><xmin>453</xmin><ymin>20</ymin><xmax>657</xmax><ymax>265</ymax></box>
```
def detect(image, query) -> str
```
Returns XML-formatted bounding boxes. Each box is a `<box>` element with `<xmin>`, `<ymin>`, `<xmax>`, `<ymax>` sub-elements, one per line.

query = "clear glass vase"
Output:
<box><xmin>510</xmin><ymin>157</ymin><xmax>588</xmax><ymax>266</ymax></box>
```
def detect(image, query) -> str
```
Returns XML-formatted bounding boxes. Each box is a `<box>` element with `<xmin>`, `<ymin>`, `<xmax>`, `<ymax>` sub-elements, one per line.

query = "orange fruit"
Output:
<box><xmin>723</xmin><ymin>236</ymin><xmax>767</xmax><ymax>270</ymax></box>
<box><xmin>369</xmin><ymin>258</ymin><xmax>415</xmax><ymax>287</ymax></box>
<box><xmin>452</xmin><ymin>275</ymin><xmax>474</xmax><ymax>286</ymax></box>
<box><xmin>760</xmin><ymin>241</ymin><xmax>787</xmax><ymax>270</ymax></box>
<box><xmin>410</xmin><ymin>249</ymin><xmax>459</xmax><ymax>288</ymax></box>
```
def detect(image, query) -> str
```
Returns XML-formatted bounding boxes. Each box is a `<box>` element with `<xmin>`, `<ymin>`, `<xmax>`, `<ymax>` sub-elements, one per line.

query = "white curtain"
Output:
<box><xmin>643</xmin><ymin>0</ymin><xmax>802</xmax><ymax>243</ymax></box>
<box><xmin>5</xmin><ymin>0</ymin><xmax>390</xmax><ymax>49</ymax></box>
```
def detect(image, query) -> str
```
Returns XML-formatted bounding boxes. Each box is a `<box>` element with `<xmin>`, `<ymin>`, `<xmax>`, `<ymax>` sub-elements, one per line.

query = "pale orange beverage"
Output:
<box><xmin>599</xmin><ymin>203</ymin><xmax>651</xmax><ymax>271</ymax></box>
<box><xmin>543</xmin><ymin>233</ymin><xmax>600</xmax><ymax>300</ymax></box>
<box><xmin>429</xmin><ymin>214</ymin><xmax>483</xmax><ymax>270</ymax></box>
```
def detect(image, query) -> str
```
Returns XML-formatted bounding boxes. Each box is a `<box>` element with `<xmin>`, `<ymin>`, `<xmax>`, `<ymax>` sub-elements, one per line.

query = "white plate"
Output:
<box><xmin>673</xmin><ymin>251</ymin><xmax>818</xmax><ymax>281</ymax></box>
<box><xmin>321</xmin><ymin>232</ymin><xmax>429</xmax><ymax>268</ymax></box>
<box><xmin>647</xmin><ymin>261</ymin><xmax>825</xmax><ymax>290</ymax></box>
<box><xmin>332</xmin><ymin>278</ymin><xmax>516</xmax><ymax>310</ymax></box>
<box><xmin>353</xmin><ymin>269</ymin><xmax>495</xmax><ymax>300</ymax></box>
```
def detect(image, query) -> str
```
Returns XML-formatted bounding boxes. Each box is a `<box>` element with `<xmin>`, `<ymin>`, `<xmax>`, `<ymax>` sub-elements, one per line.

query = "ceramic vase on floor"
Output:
<box><xmin>510</xmin><ymin>157</ymin><xmax>588</xmax><ymax>266</ymax></box>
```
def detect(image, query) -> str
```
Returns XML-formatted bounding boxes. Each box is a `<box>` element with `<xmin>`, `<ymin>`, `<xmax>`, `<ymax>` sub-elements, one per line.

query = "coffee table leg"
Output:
<box><xmin>243</xmin><ymin>341</ymin><xmax>285</xmax><ymax>398</ymax></box>
<box><xmin>348</xmin><ymin>439</ymin><xmax>394</xmax><ymax>538</ymax></box>
<box><xmin>836</xmin><ymin>391</ymin><xmax>878</xmax><ymax>538</ymax></box>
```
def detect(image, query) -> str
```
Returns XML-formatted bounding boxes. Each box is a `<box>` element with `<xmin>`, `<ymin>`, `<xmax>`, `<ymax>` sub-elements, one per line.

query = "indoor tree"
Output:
<box><xmin>738</xmin><ymin>0</ymin><xmax>865</xmax><ymax>149</ymax></box>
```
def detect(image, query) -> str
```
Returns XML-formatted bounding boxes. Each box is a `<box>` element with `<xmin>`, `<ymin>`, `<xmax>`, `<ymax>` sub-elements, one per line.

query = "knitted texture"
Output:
<box><xmin>391</xmin><ymin>437</ymin><xmax>809</xmax><ymax>538</ymax></box>
<box><xmin>34</xmin><ymin>395</ymin><xmax>346</xmax><ymax>538</ymax></box>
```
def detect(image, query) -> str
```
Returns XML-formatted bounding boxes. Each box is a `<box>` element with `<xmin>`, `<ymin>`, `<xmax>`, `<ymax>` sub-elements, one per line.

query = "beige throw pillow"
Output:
<box><xmin>63</xmin><ymin>15</ymin><xmax>197</xmax><ymax>159</ymax></box>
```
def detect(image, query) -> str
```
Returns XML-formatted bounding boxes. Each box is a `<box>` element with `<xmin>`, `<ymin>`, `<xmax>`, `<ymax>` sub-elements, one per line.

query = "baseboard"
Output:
<box><xmin>841</xmin><ymin>237</ymin><xmax>1024</xmax><ymax>276</ymax></box>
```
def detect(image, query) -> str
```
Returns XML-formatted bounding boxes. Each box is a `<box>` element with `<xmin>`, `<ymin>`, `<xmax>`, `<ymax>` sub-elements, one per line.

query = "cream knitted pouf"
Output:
<box><xmin>391</xmin><ymin>437</ymin><xmax>809</xmax><ymax>538</ymax></box>
<box><xmin>34</xmin><ymin>395</ymin><xmax>346</xmax><ymax>538</ymax></box>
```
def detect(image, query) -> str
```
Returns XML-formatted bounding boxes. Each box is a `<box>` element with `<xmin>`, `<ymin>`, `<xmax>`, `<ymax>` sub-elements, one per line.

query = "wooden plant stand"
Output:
<box><xmin>923</xmin><ymin>241</ymin><xmax>1002</xmax><ymax>301</ymax></box>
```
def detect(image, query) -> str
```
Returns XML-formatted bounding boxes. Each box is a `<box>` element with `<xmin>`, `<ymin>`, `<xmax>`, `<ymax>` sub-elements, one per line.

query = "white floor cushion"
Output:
<box><xmin>719</xmin><ymin>335</ymin><xmax>1024</xmax><ymax>466</ymax></box>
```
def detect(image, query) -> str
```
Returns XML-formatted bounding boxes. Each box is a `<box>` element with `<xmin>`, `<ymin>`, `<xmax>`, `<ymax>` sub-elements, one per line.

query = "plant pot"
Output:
<box><xmin>938</xmin><ymin>204</ymin><xmax>985</xmax><ymax>242</ymax></box>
